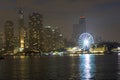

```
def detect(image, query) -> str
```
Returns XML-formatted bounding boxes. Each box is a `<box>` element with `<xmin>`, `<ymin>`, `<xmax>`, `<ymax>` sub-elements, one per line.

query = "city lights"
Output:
<box><xmin>0</xmin><ymin>1</ymin><xmax>119</xmax><ymax>80</ymax></box>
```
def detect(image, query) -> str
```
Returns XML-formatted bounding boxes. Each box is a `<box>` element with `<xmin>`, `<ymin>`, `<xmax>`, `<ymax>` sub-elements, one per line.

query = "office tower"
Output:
<box><xmin>43</xmin><ymin>26</ymin><xmax>65</xmax><ymax>51</ymax></box>
<box><xmin>18</xmin><ymin>9</ymin><xmax>29</xmax><ymax>52</ymax></box>
<box><xmin>18</xmin><ymin>9</ymin><xmax>26</xmax><ymax>51</ymax></box>
<box><xmin>29</xmin><ymin>12</ymin><xmax>43</xmax><ymax>52</ymax></box>
<box><xmin>50</xmin><ymin>27</ymin><xmax>65</xmax><ymax>50</ymax></box>
<box><xmin>4</xmin><ymin>20</ymin><xmax>14</xmax><ymax>54</ymax></box>
<box><xmin>79</xmin><ymin>16</ymin><xmax>86</xmax><ymax>33</ymax></box>
<box><xmin>72</xmin><ymin>16</ymin><xmax>86</xmax><ymax>45</ymax></box>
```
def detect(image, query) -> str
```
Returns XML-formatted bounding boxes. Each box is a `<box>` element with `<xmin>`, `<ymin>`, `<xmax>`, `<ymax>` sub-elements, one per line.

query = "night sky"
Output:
<box><xmin>0</xmin><ymin>0</ymin><xmax>120</xmax><ymax>41</ymax></box>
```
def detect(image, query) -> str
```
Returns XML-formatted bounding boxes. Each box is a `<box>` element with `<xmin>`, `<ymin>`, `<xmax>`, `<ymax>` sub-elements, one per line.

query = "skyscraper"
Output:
<box><xmin>4</xmin><ymin>20</ymin><xmax>14</xmax><ymax>54</ymax></box>
<box><xmin>29</xmin><ymin>12</ymin><xmax>43</xmax><ymax>52</ymax></box>
<box><xmin>0</xmin><ymin>32</ymin><xmax>4</xmax><ymax>52</ymax></box>
<box><xmin>43</xmin><ymin>26</ymin><xmax>65</xmax><ymax>51</ymax></box>
<box><xmin>18</xmin><ymin>9</ymin><xmax>26</xmax><ymax>52</ymax></box>
<box><xmin>72</xmin><ymin>16</ymin><xmax>86</xmax><ymax>46</ymax></box>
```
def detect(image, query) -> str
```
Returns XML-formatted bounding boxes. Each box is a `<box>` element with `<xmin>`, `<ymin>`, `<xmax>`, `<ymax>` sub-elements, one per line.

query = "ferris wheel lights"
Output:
<box><xmin>78</xmin><ymin>32</ymin><xmax>94</xmax><ymax>50</ymax></box>
<box><xmin>84</xmin><ymin>39</ymin><xmax>89</xmax><ymax>46</ymax></box>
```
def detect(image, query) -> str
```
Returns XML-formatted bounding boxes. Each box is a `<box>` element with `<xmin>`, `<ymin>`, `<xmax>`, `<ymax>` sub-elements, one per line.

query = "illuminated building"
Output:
<box><xmin>29</xmin><ymin>12</ymin><xmax>43</xmax><ymax>52</ymax></box>
<box><xmin>42</xmin><ymin>26</ymin><xmax>53</xmax><ymax>51</ymax></box>
<box><xmin>0</xmin><ymin>32</ymin><xmax>4</xmax><ymax>52</ymax></box>
<box><xmin>4</xmin><ymin>20</ymin><xmax>14</xmax><ymax>54</ymax></box>
<box><xmin>72</xmin><ymin>16</ymin><xmax>86</xmax><ymax>45</ymax></box>
<box><xmin>43</xmin><ymin>26</ymin><xmax>65</xmax><ymax>51</ymax></box>
<box><xmin>52</xmin><ymin>27</ymin><xmax>65</xmax><ymax>50</ymax></box>
<box><xmin>51</xmin><ymin>27</ymin><xmax>60</xmax><ymax>50</ymax></box>
<box><xmin>18</xmin><ymin>9</ymin><xmax>26</xmax><ymax>52</ymax></box>
<box><xmin>13</xmin><ymin>36</ymin><xmax>19</xmax><ymax>54</ymax></box>
<box><xmin>89</xmin><ymin>44</ymin><xmax>107</xmax><ymax>53</ymax></box>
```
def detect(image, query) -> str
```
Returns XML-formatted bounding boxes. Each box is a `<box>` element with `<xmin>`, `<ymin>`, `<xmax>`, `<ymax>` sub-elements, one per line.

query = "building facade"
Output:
<box><xmin>4</xmin><ymin>20</ymin><xmax>14</xmax><ymax>54</ymax></box>
<box><xmin>72</xmin><ymin>16</ymin><xmax>86</xmax><ymax>46</ymax></box>
<box><xmin>43</xmin><ymin>26</ymin><xmax>65</xmax><ymax>52</ymax></box>
<box><xmin>0</xmin><ymin>32</ymin><xmax>4</xmax><ymax>53</ymax></box>
<box><xmin>28</xmin><ymin>12</ymin><xmax>43</xmax><ymax>52</ymax></box>
<box><xmin>18</xmin><ymin>9</ymin><xmax>26</xmax><ymax>51</ymax></box>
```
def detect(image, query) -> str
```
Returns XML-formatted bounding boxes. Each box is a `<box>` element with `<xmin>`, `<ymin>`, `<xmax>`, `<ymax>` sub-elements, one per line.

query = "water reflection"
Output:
<box><xmin>80</xmin><ymin>54</ymin><xmax>96</xmax><ymax>80</ymax></box>
<box><xmin>118</xmin><ymin>53</ymin><xmax>120</xmax><ymax>80</ymax></box>
<box><xmin>0</xmin><ymin>55</ymin><xmax>119</xmax><ymax>80</ymax></box>
<box><xmin>12</xmin><ymin>56</ymin><xmax>29</xmax><ymax>80</ymax></box>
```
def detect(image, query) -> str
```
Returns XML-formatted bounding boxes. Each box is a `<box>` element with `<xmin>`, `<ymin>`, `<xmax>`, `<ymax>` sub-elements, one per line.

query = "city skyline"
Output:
<box><xmin>0</xmin><ymin>0</ymin><xmax>120</xmax><ymax>41</ymax></box>
<box><xmin>2</xmin><ymin>11</ymin><xmax>65</xmax><ymax>55</ymax></box>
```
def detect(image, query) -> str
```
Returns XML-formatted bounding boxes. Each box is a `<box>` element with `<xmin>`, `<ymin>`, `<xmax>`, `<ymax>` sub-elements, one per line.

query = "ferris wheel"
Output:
<box><xmin>78</xmin><ymin>33</ymin><xmax>94</xmax><ymax>50</ymax></box>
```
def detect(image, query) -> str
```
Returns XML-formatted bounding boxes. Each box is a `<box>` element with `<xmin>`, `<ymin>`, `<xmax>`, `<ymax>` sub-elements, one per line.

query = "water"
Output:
<box><xmin>0</xmin><ymin>54</ymin><xmax>120</xmax><ymax>80</ymax></box>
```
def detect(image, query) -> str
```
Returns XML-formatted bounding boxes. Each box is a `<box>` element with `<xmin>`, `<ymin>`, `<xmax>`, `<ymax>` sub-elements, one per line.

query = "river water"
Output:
<box><xmin>0</xmin><ymin>54</ymin><xmax>120</xmax><ymax>80</ymax></box>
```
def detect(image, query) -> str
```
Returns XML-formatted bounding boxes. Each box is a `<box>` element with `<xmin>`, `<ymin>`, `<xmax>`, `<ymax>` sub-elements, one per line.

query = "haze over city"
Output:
<box><xmin>0</xmin><ymin>0</ymin><xmax>120</xmax><ymax>41</ymax></box>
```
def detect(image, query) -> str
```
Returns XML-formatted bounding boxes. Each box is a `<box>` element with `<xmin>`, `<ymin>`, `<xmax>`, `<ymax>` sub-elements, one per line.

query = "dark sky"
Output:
<box><xmin>0</xmin><ymin>0</ymin><xmax>120</xmax><ymax>41</ymax></box>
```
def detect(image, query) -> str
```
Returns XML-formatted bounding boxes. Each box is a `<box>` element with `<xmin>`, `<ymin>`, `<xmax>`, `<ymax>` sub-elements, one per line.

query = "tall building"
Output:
<box><xmin>51</xmin><ymin>27</ymin><xmax>65</xmax><ymax>50</ymax></box>
<box><xmin>18</xmin><ymin>9</ymin><xmax>27</xmax><ymax>52</ymax></box>
<box><xmin>4</xmin><ymin>20</ymin><xmax>14</xmax><ymax>54</ymax></box>
<box><xmin>29</xmin><ymin>12</ymin><xmax>43</xmax><ymax>52</ymax></box>
<box><xmin>43</xmin><ymin>26</ymin><xmax>65</xmax><ymax>51</ymax></box>
<box><xmin>72</xmin><ymin>16</ymin><xmax>86</xmax><ymax>46</ymax></box>
<box><xmin>0</xmin><ymin>32</ymin><xmax>4</xmax><ymax>52</ymax></box>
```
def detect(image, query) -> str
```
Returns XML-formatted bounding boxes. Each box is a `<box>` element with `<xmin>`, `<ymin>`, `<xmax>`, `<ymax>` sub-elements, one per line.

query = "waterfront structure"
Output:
<box><xmin>89</xmin><ymin>42</ymin><xmax>120</xmax><ymax>53</ymax></box>
<box><xmin>18</xmin><ymin>9</ymin><xmax>26</xmax><ymax>52</ymax></box>
<box><xmin>89</xmin><ymin>43</ymin><xmax>107</xmax><ymax>53</ymax></box>
<box><xmin>72</xmin><ymin>16</ymin><xmax>86</xmax><ymax>45</ymax></box>
<box><xmin>4</xmin><ymin>20</ymin><xmax>14</xmax><ymax>54</ymax></box>
<box><xmin>28</xmin><ymin>12</ymin><xmax>43</xmax><ymax>52</ymax></box>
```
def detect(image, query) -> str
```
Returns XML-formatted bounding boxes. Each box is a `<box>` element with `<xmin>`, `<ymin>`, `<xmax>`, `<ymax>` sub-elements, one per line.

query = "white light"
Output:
<box><xmin>84</xmin><ymin>39</ymin><xmax>89</xmax><ymax>47</ymax></box>
<box><xmin>52</xmin><ymin>29</ymin><xmax>55</xmax><ymax>32</ymax></box>
<box><xmin>19</xmin><ymin>48</ymin><xmax>24</xmax><ymax>52</ymax></box>
<box><xmin>118</xmin><ymin>47</ymin><xmax>120</xmax><ymax>50</ymax></box>
<box><xmin>59</xmin><ymin>34</ymin><xmax>62</xmax><ymax>36</ymax></box>
<box><xmin>118</xmin><ymin>53</ymin><xmax>120</xmax><ymax>55</ymax></box>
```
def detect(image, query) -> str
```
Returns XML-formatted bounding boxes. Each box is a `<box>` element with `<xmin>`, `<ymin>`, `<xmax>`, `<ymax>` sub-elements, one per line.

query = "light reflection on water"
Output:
<box><xmin>0</xmin><ymin>54</ymin><xmax>119</xmax><ymax>80</ymax></box>
<box><xmin>80</xmin><ymin>54</ymin><xmax>96</xmax><ymax>80</ymax></box>
<box><xmin>118</xmin><ymin>53</ymin><xmax>120</xmax><ymax>80</ymax></box>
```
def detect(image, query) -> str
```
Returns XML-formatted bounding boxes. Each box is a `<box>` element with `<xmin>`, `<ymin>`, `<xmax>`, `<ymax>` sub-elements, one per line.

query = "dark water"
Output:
<box><xmin>0</xmin><ymin>54</ymin><xmax>120</xmax><ymax>80</ymax></box>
